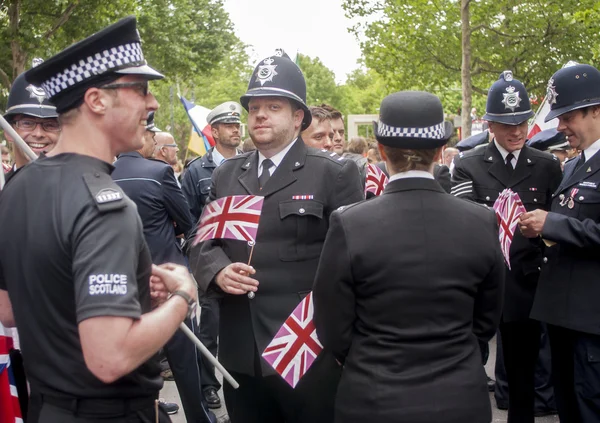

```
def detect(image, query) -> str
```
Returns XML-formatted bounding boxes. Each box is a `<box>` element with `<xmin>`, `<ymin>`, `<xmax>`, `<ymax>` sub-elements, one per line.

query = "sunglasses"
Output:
<box><xmin>100</xmin><ymin>81</ymin><xmax>149</xmax><ymax>97</ymax></box>
<box><xmin>13</xmin><ymin>119</ymin><xmax>61</xmax><ymax>132</ymax></box>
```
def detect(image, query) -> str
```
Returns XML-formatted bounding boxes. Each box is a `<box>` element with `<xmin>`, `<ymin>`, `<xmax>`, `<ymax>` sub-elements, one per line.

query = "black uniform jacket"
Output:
<box><xmin>452</xmin><ymin>142</ymin><xmax>562</xmax><ymax>322</ymax></box>
<box><xmin>113</xmin><ymin>152</ymin><xmax>193</xmax><ymax>265</ymax></box>
<box><xmin>181</xmin><ymin>147</ymin><xmax>218</xmax><ymax>223</ymax></box>
<box><xmin>313</xmin><ymin>177</ymin><xmax>505</xmax><ymax>423</ymax></box>
<box><xmin>192</xmin><ymin>139</ymin><xmax>364</xmax><ymax>376</ymax></box>
<box><xmin>531</xmin><ymin>151</ymin><xmax>600</xmax><ymax>335</ymax></box>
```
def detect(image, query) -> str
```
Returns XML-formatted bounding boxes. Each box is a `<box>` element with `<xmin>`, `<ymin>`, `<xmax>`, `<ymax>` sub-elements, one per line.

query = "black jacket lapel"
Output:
<box><xmin>238</xmin><ymin>152</ymin><xmax>260</xmax><ymax>194</ymax></box>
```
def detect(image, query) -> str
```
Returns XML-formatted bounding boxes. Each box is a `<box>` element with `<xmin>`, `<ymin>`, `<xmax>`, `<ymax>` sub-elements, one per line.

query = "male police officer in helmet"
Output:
<box><xmin>3</xmin><ymin>60</ymin><xmax>60</xmax><ymax>180</ymax></box>
<box><xmin>452</xmin><ymin>71</ymin><xmax>562</xmax><ymax>423</ymax></box>
<box><xmin>193</xmin><ymin>53</ymin><xmax>363</xmax><ymax>422</ymax></box>
<box><xmin>0</xmin><ymin>16</ymin><xmax>198</xmax><ymax>423</ymax></box>
<box><xmin>520</xmin><ymin>63</ymin><xmax>600</xmax><ymax>422</ymax></box>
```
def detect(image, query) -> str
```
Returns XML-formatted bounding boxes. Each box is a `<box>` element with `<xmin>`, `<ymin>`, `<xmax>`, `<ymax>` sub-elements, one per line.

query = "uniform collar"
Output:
<box><xmin>583</xmin><ymin>138</ymin><xmax>600</xmax><ymax>162</ymax></box>
<box><xmin>257</xmin><ymin>138</ymin><xmax>298</xmax><ymax>175</ymax></box>
<box><xmin>493</xmin><ymin>139</ymin><xmax>521</xmax><ymax>163</ymax></box>
<box><xmin>389</xmin><ymin>170</ymin><xmax>434</xmax><ymax>182</ymax></box>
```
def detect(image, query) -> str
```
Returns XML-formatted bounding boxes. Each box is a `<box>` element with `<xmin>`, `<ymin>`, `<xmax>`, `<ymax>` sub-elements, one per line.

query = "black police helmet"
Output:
<box><xmin>4</xmin><ymin>68</ymin><xmax>58</xmax><ymax>121</ymax></box>
<box><xmin>483</xmin><ymin>71</ymin><xmax>533</xmax><ymax>126</ymax></box>
<box><xmin>240</xmin><ymin>55</ymin><xmax>311</xmax><ymax>130</ymax></box>
<box><xmin>373</xmin><ymin>91</ymin><xmax>453</xmax><ymax>149</ymax></box>
<box><xmin>545</xmin><ymin>64</ymin><xmax>600</xmax><ymax>122</ymax></box>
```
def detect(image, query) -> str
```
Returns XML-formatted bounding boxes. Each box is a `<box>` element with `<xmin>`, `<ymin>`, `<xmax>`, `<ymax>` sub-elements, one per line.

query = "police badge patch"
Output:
<box><xmin>502</xmin><ymin>86</ymin><xmax>521</xmax><ymax>111</ymax></box>
<box><xmin>256</xmin><ymin>58</ymin><xmax>278</xmax><ymax>86</ymax></box>
<box><xmin>96</xmin><ymin>188</ymin><xmax>123</xmax><ymax>204</ymax></box>
<box><xmin>547</xmin><ymin>78</ymin><xmax>558</xmax><ymax>105</ymax></box>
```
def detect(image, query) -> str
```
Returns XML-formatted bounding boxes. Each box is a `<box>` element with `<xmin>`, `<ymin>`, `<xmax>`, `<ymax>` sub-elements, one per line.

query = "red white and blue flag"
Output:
<box><xmin>365</xmin><ymin>163</ymin><xmax>389</xmax><ymax>196</ymax></box>
<box><xmin>0</xmin><ymin>325</ymin><xmax>23</xmax><ymax>423</ymax></box>
<box><xmin>493</xmin><ymin>189</ymin><xmax>527</xmax><ymax>269</ymax></box>
<box><xmin>192</xmin><ymin>195</ymin><xmax>265</xmax><ymax>246</ymax></box>
<box><xmin>262</xmin><ymin>292</ymin><xmax>323</xmax><ymax>388</ymax></box>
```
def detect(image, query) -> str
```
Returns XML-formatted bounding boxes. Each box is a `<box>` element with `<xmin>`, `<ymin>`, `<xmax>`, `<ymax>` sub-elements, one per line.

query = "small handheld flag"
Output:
<box><xmin>365</xmin><ymin>163</ymin><xmax>389</xmax><ymax>197</ymax></box>
<box><xmin>493</xmin><ymin>189</ymin><xmax>527</xmax><ymax>269</ymax></box>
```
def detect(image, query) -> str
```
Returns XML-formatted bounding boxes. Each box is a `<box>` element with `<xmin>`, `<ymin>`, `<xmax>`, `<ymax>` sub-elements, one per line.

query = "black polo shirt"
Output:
<box><xmin>0</xmin><ymin>153</ymin><xmax>162</xmax><ymax>398</ymax></box>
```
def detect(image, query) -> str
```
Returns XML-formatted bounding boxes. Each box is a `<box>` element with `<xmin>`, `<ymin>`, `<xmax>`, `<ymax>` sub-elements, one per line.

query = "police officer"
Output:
<box><xmin>182</xmin><ymin>101</ymin><xmax>243</xmax><ymax>222</ymax></box>
<box><xmin>0</xmin><ymin>16</ymin><xmax>198</xmax><ymax>423</ymax></box>
<box><xmin>181</xmin><ymin>101</ymin><xmax>242</xmax><ymax>410</ymax></box>
<box><xmin>3</xmin><ymin>59</ymin><xmax>60</xmax><ymax>180</ymax></box>
<box><xmin>452</xmin><ymin>71</ymin><xmax>562</xmax><ymax>423</ymax></box>
<box><xmin>192</xmin><ymin>53</ymin><xmax>363</xmax><ymax>423</ymax></box>
<box><xmin>520</xmin><ymin>63</ymin><xmax>600</xmax><ymax>422</ymax></box>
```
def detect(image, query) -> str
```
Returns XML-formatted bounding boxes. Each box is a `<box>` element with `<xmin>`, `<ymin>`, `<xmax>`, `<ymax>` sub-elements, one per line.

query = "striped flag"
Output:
<box><xmin>180</xmin><ymin>96</ymin><xmax>215</xmax><ymax>156</ymax></box>
<box><xmin>262</xmin><ymin>292</ymin><xmax>323</xmax><ymax>388</ymax></box>
<box><xmin>493</xmin><ymin>189</ymin><xmax>527</xmax><ymax>270</ymax></box>
<box><xmin>365</xmin><ymin>163</ymin><xmax>389</xmax><ymax>197</ymax></box>
<box><xmin>192</xmin><ymin>195</ymin><xmax>264</xmax><ymax>246</ymax></box>
<box><xmin>0</xmin><ymin>325</ymin><xmax>23</xmax><ymax>423</ymax></box>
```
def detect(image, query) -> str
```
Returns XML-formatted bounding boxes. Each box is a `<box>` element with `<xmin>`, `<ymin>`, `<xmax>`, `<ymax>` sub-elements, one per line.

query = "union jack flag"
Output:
<box><xmin>493</xmin><ymin>189</ymin><xmax>526</xmax><ymax>270</ymax></box>
<box><xmin>262</xmin><ymin>292</ymin><xmax>323</xmax><ymax>388</ymax></box>
<box><xmin>0</xmin><ymin>325</ymin><xmax>23</xmax><ymax>423</ymax></box>
<box><xmin>365</xmin><ymin>163</ymin><xmax>389</xmax><ymax>196</ymax></box>
<box><xmin>192</xmin><ymin>195</ymin><xmax>264</xmax><ymax>246</ymax></box>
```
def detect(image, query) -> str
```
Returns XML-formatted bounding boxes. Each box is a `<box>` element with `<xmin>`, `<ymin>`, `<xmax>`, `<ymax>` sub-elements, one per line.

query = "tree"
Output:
<box><xmin>344</xmin><ymin>0</ymin><xmax>600</xmax><ymax>137</ymax></box>
<box><xmin>296</xmin><ymin>54</ymin><xmax>342</xmax><ymax>107</ymax></box>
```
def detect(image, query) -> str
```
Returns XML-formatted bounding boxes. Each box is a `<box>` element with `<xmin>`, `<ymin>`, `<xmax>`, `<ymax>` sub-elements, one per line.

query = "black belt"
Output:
<box><xmin>41</xmin><ymin>394</ymin><xmax>157</xmax><ymax>417</ymax></box>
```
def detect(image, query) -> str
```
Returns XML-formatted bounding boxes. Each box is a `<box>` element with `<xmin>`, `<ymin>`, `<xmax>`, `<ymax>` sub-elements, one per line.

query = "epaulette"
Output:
<box><xmin>334</xmin><ymin>201</ymin><xmax>363</xmax><ymax>214</ymax></box>
<box><xmin>83</xmin><ymin>172</ymin><xmax>127</xmax><ymax>213</ymax></box>
<box><xmin>184</xmin><ymin>156</ymin><xmax>200</xmax><ymax>169</ymax></box>
<box><xmin>307</xmin><ymin>149</ymin><xmax>346</xmax><ymax>165</ymax></box>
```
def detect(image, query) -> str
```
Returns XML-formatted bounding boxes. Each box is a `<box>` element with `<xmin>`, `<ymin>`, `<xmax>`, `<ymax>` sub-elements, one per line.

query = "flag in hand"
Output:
<box><xmin>262</xmin><ymin>292</ymin><xmax>323</xmax><ymax>388</ymax></box>
<box><xmin>493</xmin><ymin>189</ymin><xmax>527</xmax><ymax>269</ymax></box>
<box><xmin>0</xmin><ymin>325</ymin><xmax>22</xmax><ymax>423</ymax></box>
<box><xmin>365</xmin><ymin>163</ymin><xmax>389</xmax><ymax>197</ymax></box>
<box><xmin>192</xmin><ymin>195</ymin><xmax>264</xmax><ymax>246</ymax></box>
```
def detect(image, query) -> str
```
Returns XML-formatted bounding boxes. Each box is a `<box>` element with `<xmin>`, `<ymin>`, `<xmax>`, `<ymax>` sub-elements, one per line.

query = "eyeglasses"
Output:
<box><xmin>161</xmin><ymin>143</ymin><xmax>178</xmax><ymax>148</ymax></box>
<box><xmin>13</xmin><ymin>119</ymin><xmax>61</xmax><ymax>132</ymax></box>
<box><xmin>100</xmin><ymin>81</ymin><xmax>149</xmax><ymax>97</ymax></box>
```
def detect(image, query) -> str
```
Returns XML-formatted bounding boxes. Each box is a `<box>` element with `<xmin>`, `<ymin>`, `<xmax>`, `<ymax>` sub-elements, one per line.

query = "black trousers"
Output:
<box><xmin>223</xmin><ymin>350</ymin><xmax>341</xmax><ymax>423</ymax></box>
<box><xmin>197</xmin><ymin>296</ymin><xmax>221</xmax><ymax>392</ymax></box>
<box><xmin>548</xmin><ymin>325</ymin><xmax>600</xmax><ymax>423</ymax></box>
<box><xmin>38</xmin><ymin>401</ymin><xmax>172</xmax><ymax>423</ymax></box>
<box><xmin>499</xmin><ymin>319</ymin><xmax>541</xmax><ymax>423</ymax></box>
<box><xmin>164</xmin><ymin>318</ymin><xmax>216</xmax><ymax>423</ymax></box>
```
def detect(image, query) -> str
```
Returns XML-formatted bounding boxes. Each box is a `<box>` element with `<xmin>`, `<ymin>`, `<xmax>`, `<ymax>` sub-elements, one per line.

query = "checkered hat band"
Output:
<box><xmin>41</xmin><ymin>42</ymin><xmax>145</xmax><ymax>97</ymax></box>
<box><xmin>377</xmin><ymin>121</ymin><xmax>445</xmax><ymax>139</ymax></box>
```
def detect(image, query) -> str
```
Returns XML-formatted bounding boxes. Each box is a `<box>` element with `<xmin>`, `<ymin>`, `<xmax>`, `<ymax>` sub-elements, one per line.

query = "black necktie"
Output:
<box><xmin>575</xmin><ymin>151</ymin><xmax>586</xmax><ymax>172</ymax></box>
<box><xmin>259</xmin><ymin>159</ymin><xmax>274</xmax><ymax>189</ymax></box>
<box><xmin>505</xmin><ymin>153</ymin><xmax>515</xmax><ymax>173</ymax></box>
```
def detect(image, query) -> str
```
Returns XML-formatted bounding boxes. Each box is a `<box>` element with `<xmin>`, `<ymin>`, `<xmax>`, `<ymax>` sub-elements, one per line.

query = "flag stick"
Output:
<box><xmin>246</xmin><ymin>241</ymin><xmax>256</xmax><ymax>299</ymax></box>
<box><xmin>0</xmin><ymin>162</ymin><xmax>5</xmax><ymax>190</ymax></box>
<box><xmin>178</xmin><ymin>322</ymin><xmax>239</xmax><ymax>389</ymax></box>
<box><xmin>0</xmin><ymin>115</ymin><xmax>37</xmax><ymax>162</ymax></box>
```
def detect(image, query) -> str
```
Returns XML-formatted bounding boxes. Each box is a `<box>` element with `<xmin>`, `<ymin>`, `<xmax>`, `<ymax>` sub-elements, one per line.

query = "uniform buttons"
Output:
<box><xmin>299</xmin><ymin>208</ymin><xmax>306</xmax><ymax>214</ymax></box>
<box><xmin>248</xmin><ymin>292</ymin><xmax>255</xmax><ymax>299</ymax></box>
<box><xmin>579</xmin><ymin>196</ymin><xmax>585</xmax><ymax>201</ymax></box>
<box><xmin>543</xmin><ymin>257</ymin><xmax>548</xmax><ymax>264</ymax></box>
<box><xmin>485</xmin><ymin>196</ymin><xmax>490</xmax><ymax>201</ymax></box>
<box><xmin>94</xmin><ymin>172</ymin><xmax>100</xmax><ymax>178</ymax></box>
<box><xmin>533</xmin><ymin>198</ymin><xmax>538</xmax><ymax>202</ymax></box>
<box><xmin>538</xmin><ymin>267</ymin><xmax>541</xmax><ymax>271</ymax></box>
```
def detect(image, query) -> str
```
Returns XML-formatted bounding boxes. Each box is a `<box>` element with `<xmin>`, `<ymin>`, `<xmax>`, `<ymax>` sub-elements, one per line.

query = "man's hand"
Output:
<box><xmin>151</xmin><ymin>263</ymin><xmax>198</xmax><ymax>302</ymax></box>
<box><xmin>215</xmin><ymin>263</ymin><xmax>259</xmax><ymax>295</ymax></box>
<box><xmin>519</xmin><ymin>209</ymin><xmax>548</xmax><ymax>238</ymax></box>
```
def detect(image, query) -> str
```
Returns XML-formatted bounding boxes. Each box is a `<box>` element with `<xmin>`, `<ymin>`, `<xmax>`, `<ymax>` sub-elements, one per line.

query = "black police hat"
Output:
<box><xmin>4</xmin><ymin>61</ymin><xmax>58</xmax><ymax>120</ymax></box>
<box><xmin>373</xmin><ymin>91</ymin><xmax>453</xmax><ymax>149</ymax></box>
<box><xmin>146</xmin><ymin>111</ymin><xmax>162</xmax><ymax>133</ymax></box>
<box><xmin>545</xmin><ymin>64</ymin><xmax>600</xmax><ymax>122</ymax></box>
<box><xmin>456</xmin><ymin>130</ymin><xmax>490</xmax><ymax>151</ymax></box>
<box><xmin>25</xmin><ymin>16</ymin><xmax>163</xmax><ymax>114</ymax></box>
<box><xmin>483</xmin><ymin>71</ymin><xmax>533</xmax><ymax>125</ymax></box>
<box><xmin>240</xmin><ymin>55</ymin><xmax>311</xmax><ymax>130</ymax></box>
<box><xmin>526</xmin><ymin>128</ymin><xmax>567</xmax><ymax>151</ymax></box>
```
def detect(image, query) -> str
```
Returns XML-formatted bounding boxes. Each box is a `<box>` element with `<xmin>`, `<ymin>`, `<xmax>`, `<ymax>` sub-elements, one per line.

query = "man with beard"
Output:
<box><xmin>192</xmin><ymin>53</ymin><xmax>363</xmax><ymax>423</ymax></box>
<box><xmin>154</xmin><ymin>131</ymin><xmax>180</xmax><ymax>169</ymax></box>
<box><xmin>3</xmin><ymin>60</ymin><xmax>60</xmax><ymax>181</ymax></box>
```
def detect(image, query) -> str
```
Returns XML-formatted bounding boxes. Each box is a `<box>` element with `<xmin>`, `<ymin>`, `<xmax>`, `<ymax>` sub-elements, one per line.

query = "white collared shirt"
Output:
<box><xmin>212</xmin><ymin>147</ymin><xmax>226</xmax><ymax>167</ymax></box>
<box><xmin>257</xmin><ymin>138</ymin><xmax>298</xmax><ymax>177</ymax></box>
<box><xmin>583</xmin><ymin>138</ymin><xmax>600</xmax><ymax>162</ymax></box>
<box><xmin>494</xmin><ymin>140</ymin><xmax>521</xmax><ymax>168</ymax></box>
<box><xmin>389</xmin><ymin>170</ymin><xmax>434</xmax><ymax>182</ymax></box>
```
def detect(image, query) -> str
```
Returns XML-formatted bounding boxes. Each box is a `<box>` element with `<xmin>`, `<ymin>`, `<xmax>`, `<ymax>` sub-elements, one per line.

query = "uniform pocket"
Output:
<box><xmin>278</xmin><ymin>200</ymin><xmax>326</xmax><ymax>261</ymax></box>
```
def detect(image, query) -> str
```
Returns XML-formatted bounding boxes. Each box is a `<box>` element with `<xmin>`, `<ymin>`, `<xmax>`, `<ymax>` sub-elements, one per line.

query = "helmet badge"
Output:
<box><xmin>546</xmin><ymin>78</ymin><xmax>559</xmax><ymax>105</ymax></box>
<box><xmin>502</xmin><ymin>85</ymin><xmax>521</xmax><ymax>111</ymax></box>
<box><xmin>256</xmin><ymin>57</ymin><xmax>278</xmax><ymax>86</ymax></box>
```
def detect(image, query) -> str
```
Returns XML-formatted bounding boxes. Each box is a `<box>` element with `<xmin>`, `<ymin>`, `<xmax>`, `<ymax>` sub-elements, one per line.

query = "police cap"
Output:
<box><xmin>24</xmin><ymin>16</ymin><xmax>163</xmax><ymax>114</ymax></box>
<box><xmin>207</xmin><ymin>101</ymin><xmax>242</xmax><ymax>126</ymax></box>
<box><xmin>373</xmin><ymin>91</ymin><xmax>453</xmax><ymax>149</ymax></box>
<box><xmin>145</xmin><ymin>111</ymin><xmax>162</xmax><ymax>133</ymax></box>
<box><xmin>240</xmin><ymin>55</ymin><xmax>311</xmax><ymax>130</ymax></box>
<box><xmin>483</xmin><ymin>71</ymin><xmax>533</xmax><ymax>125</ymax></box>
<box><xmin>526</xmin><ymin>128</ymin><xmax>567</xmax><ymax>151</ymax></box>
<box><xmin>4</xmin><ymin>60</ymin><xmax>58</xmax><ymax>121</ymax></box>
<box><xmin>545</xmin><ymin>64</ymin><xmax>600</xmax><ymax>122</ymax></box>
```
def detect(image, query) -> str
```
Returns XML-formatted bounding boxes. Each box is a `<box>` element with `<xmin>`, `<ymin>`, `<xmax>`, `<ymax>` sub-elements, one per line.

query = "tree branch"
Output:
<box><xmin>0</xmin><ymin>67</ymin><xmax>12</xmax><ymax>91</ymax></box>
<box><xmin>43</xmin><ymin>1</ymin><xmax>80</xmax><ymax>39</ymax></box>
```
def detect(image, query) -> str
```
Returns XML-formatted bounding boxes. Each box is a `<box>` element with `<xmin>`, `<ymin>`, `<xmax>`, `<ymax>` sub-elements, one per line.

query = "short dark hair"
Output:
<box><xmin>308</xmin><ymin>106</ymin><xmax>332</xmax><ymax>124</ymax></box>
<box><xmin>320</xmin><ymin>103</ymin><xmax>342</xmax><ymax>121</ymax></box>
<box><xmin>348</xmin><ymin>136</ymin><xmax>368</xmax><ymax>155</ymax></box>
<box><xmin>382</xmin><ymin>144</ymin><xmax>439</xmax><ymax>173</ymax></box>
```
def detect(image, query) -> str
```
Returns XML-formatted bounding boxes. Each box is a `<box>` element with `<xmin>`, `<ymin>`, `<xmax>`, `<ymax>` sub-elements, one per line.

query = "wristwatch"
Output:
<box><xmin>171</xmin><ymin>290</ymin><xmax>197</xmax><ymax>319</ymax></box>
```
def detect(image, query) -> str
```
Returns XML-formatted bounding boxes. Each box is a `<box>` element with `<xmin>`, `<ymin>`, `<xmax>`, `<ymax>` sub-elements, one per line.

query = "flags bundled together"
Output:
<box><xmin>0</xmin><ymin>325</ymin><xmax>23</xmax><ymax>423</ymax></box>
<box><xmin>493</xmin><ymin>189</ymin><xmax>527</xmax><ymax>269</ymax></box>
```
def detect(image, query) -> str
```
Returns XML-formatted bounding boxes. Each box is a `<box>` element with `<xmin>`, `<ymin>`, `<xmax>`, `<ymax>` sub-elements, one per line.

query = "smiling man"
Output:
<box><xmin>452</xmin><ymin>71</ymin><xmax>562</xmax><ymax>423</ymax></box>
<box><xmin>3</xmin><ymin>62</ymin><xmax>60</xmax><ymax>179</ymax></box>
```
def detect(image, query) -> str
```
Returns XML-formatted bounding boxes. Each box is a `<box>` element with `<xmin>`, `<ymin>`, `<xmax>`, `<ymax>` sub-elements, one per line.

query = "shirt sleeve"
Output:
<box><xmin>71</xmin><ymin>201</ymin><xmax>144</xmax><ymax>323</ymax></box>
